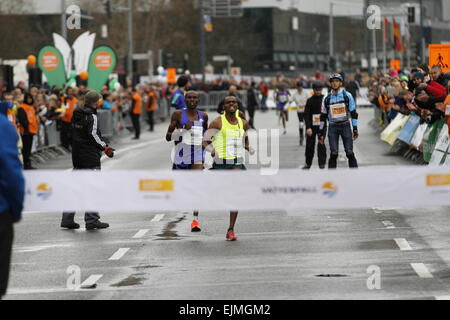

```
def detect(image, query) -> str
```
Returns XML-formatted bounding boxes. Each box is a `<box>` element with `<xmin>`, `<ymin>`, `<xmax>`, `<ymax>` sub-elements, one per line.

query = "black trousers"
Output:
<box><xmin>131</xmin><ymin>113</ymin><xmax>140</xmax><ymax>139</ymax></box>
<box><xmin>60</xmin><ymin>121</ymin><xmax>72</xmax><ymax>150</ymax></box>
<box><xmin>147</xmin><ymin>110</ymin><xmax>154</xmax><ymax>131</ymax></box>
<box><xmin>61</xmin><ymin>211</ymin><xmax>100</xmax><ymax>225</ymax></box>
<box><xmin>305</xmin><ymin>128</ymin><xmax>327</xmax><ymax>167</ymax></box>
<box><xmin>62</xmin><ymin>167</ymin><xmax>101</xmax><ymax>225</ymax></box>
<box><xmin>247</xmin><ymin>106</ymin><xmax>255</xmax><ymax>129</ymax></box>
<box><xmin>297</xmin><ymin>113</ymin><xmax>305</xmax><ymax>139</ymax></box>
<box><xmin>21</xmin><ymin>134</ymin><xmax>33</xmax><ymax>169</ymax></box>
<box><xmin>0</xmin><ymin>213</ymin><xmax>13</xmax><ymax>298</ymax></box>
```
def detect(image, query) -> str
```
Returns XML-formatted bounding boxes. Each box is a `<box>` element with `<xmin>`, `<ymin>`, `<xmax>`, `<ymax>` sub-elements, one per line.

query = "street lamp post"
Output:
<box><xmin>128</xmin><ymin>0</ymin><xmax>133</xmax><ymax>82</ymax></box>
<box><xmin>61</xmin><ymin>0</ymin><xmax>67</xmax><ymax>40</ymax></box>
<box><xmin>199</xmin><ymin>0</ymin><xmax>206</xmax><ymax>84</ymax></box>
<box><xmin>329</xmin><ymin>2</ymin><xmax>334</xmax><ymax>69</ymax></box>
<box><xmin>113</xmin><ymin>1</ymin><xmax>134</xmax><ymax>82</ymax></box>
<box><xmin>419</xmin><ymin>0</ymin><xmax>425</xmax><ymax>64</ymax></box>
<box><xmin>313</xmin><ymin>28</ymin><xmax>320</xmax><ymax>71</ymax></box>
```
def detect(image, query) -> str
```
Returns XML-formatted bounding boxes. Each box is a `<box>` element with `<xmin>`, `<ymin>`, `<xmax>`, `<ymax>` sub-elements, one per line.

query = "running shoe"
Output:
<box><xmin>226</xmin><ymin>230</ymin><xmax>238</xmax><ymax>241</ymax></box>
<box><xmin>191</xmin><ymin>220</ymin><xmax>201</xmax><ymax>232</ymax></box>
<box><xmin>283</xmin><ymin>130</ymin><xmax>287</xmax><ymax>135</ymax></box>
<box><xmin>86</xmin><ymin>220</ymin><xmax>109</xmax><ymax>230</ymax></box>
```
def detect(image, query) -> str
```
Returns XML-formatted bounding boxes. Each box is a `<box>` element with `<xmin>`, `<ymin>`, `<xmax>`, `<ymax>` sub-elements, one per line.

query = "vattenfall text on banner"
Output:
<box><xmin>24</xmin><ymin>167</ymin><xmax>450</xmax><ymax>213</ymax></box>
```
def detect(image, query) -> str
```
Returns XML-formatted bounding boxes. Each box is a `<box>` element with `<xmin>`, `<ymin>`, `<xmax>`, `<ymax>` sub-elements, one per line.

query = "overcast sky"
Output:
<box><xmin>243</xmin><ymin>0</ymin><xmax>365</xmax><ymax>16</ymax></box>
<box><xmin>23</xmin><ymin>0</ymin><xmax>365</xmax><ymax>16</ymax></box>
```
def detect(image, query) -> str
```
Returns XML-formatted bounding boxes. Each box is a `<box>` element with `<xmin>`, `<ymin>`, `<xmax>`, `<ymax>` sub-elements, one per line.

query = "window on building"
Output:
<box><xmin>298</xmin><ymin>54</ymin><xmax>307</xmax><ymax>62</ymax></box>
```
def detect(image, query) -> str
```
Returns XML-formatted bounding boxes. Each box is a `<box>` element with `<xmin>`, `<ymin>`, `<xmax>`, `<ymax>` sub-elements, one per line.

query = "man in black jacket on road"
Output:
<box><xmin>302</xmin><ymin>82</ymin><xmax>327</xmax><ymax>170</ymax></box>
<box><xmin>61</xmin><ymin>91</ymin><xmax>115</xmax><ymax>230</ymax></box>
<box><xmin>246</xmin><ymin>82</ymin><xmax>259</xmax><ymax>129</ymax></box>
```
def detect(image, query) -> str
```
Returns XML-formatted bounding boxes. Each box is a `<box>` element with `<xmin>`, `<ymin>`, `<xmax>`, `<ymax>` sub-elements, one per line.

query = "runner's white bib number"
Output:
<box><xmin>446</xmin><ymin>104</ymin><xmax>450</xmax><ymax>116</ymax></box>
<box><xmin>182</xmin><ymin>126</ymin><xmax>203</xmax><ymax>146</ymax></box>
<box><xmin>279</xmin><ymin>95</ymin><xmax>288</xmax><ymax>103</ymax></box>
<box><xmin>313</xmin><ymin>114</ymin><xmax>321</xmax><ymax>126</ymax></box>
<box><xmin>298</xmin><ymin>105</ymin><xmax>305</xmax><ymax>113</ymax></box>
<box><xmin>226</xmin><ymin>137</ymin><xmax>243</xmax><ymax>158</ymax></box>
<box><xmin>330</xmin><ymin>103</ymin><xmax>347</xmax><ymax>119</ymax></box>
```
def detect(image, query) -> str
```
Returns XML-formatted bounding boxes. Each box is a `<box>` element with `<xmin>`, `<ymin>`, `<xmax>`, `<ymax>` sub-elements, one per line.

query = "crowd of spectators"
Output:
<box><xmin>367</xmin><ymin>65</ymin><xmax>450</xmax><ymax>135</ymax></box>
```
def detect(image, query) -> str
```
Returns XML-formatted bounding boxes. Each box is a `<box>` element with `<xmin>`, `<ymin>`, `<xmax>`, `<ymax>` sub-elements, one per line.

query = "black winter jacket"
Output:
<box><xmin>71</xmin><ymin>106</ymin><xmax>107</xmax><ymax>169</ymax></box>
<box><xmin>304</xmin><ymin>94</ymin><xmax>324</xmax><ymax>130</ymax></box>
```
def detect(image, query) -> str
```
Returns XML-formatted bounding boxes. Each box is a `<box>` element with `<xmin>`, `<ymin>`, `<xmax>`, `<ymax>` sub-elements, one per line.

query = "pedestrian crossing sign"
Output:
<box><xmin>429</xmin><ymin>44</ymin><xmax>450</xmax><ymax>73</ymax></box>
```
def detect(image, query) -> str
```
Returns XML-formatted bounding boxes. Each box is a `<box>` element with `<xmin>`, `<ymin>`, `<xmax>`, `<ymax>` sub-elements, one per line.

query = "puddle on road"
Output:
<box><xmin>111</xmin><ymin>273</ymin><xmax>146</xmax><ymax>287</ymax></box>
<box><xmin>357</xmin><ymin>240</ymin><xmax>397</xmax><ymax>250</ymax></box>
<box><xmin>156</xmin><ymin>215</ymin><xmax>186</xmax><ymax>240</ymax></box>
<box><xmin>315</xmin><ymin>274</ymin><xmax>349</xmax><ymax>278</ymax></box>
<box><xmin>133</xmin><ymin>265</ymin><xmax>162</xmax><ymax>270</ymax></box>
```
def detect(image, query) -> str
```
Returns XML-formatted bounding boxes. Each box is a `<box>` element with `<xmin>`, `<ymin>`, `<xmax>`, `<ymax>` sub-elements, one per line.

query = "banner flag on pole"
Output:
<box><xmin>393</xmin><ymin>19</ymin><xmax>404</xmax><ymax>51</ymax></box>
<box><xmin>37</xmin><ymin>46</ymin><xmax>67</xmax><ymax>88</ymax></box>
<box><xmin>87</xmin><ymin>46</ymin><xmax>117</xmax><ymax>93</ymax></box>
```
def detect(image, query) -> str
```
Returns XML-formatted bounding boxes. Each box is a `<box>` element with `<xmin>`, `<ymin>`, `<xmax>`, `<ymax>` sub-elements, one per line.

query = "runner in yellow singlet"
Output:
<box><xmin>204</xmin><ymin>96</ymin><xmax>255</xmax><ymax>241</ymax></box>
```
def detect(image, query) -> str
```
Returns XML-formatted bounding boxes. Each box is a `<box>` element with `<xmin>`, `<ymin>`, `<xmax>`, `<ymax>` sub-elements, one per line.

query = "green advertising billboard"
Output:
<box><xmin>37</xmin><ymin>46</ymin><xmax>66</xmax><ymax>88</ymax></box>
<box><xmin>87</xmin><ymin>46</ymin><xmax>117</xmax><ymax>93</ymax></box>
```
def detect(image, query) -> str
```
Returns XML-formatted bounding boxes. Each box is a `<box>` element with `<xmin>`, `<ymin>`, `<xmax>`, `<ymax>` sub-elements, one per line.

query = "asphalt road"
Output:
<box><xmin>5</xmin><ymin>107</ymin><xmax>450</xmax><ymax>300</ymax></box>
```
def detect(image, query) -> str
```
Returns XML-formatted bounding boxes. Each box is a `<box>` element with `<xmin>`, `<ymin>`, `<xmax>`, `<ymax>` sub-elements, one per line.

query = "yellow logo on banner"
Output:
<box><xmin>36</xmin><ymin>183</ymin><xmax>52</xmax><ymax>200</ymax></box>
<box><xmin>139</xmin><ymin>180</ymin><xmax>174</xmax><ymax>191</ymax></box>
<box><xmin>426</xmin><ymin>174</ymin><xmax>450</xmax><ymax>187</ymax></box>
<box><xmin>322</xmin><ymin>182</ymin><xmax>338</xmax><ymax>198</ymax></box>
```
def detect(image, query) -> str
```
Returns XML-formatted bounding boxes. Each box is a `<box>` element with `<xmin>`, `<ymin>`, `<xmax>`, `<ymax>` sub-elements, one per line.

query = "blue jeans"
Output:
<box><xmin>328</xmin><ymin>122</ymin><xmax>358</xmax><ymax>169</ymax></box>
<box><xmin>260</xmin><ymin>96</ymin><xmax>268</xmax><ymax>111</ymax></box>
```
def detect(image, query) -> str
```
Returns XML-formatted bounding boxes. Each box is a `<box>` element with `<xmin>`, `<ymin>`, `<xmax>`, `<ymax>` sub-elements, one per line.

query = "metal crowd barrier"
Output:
<box><xmin>154</xmin><ymin>97</ymin><xmax>169</xmax><ymax>121</ymax></box>
<box><xmin>97</xmin><ymin>109</ymin><xmax>114</xmax><ymax>139</ymax></box>
<box><xmin>29</xmin><ymin>90</ymin><xmax>254</xmax><ymax>161</ymax></box>
<box><xmin>198</xmin><ymin>90</ymin><xmax>248</xmax><ymax>111</ymax></box>
<box><xmin>45</xmin><ymin>121</ymin><xmax>61</xmax><ymax>147</ymax></box>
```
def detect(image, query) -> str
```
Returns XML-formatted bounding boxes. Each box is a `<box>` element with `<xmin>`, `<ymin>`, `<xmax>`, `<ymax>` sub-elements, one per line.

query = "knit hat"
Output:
<box><xmin>413</xmin><ymin>72</ymin><xmax>425</xmax><ymax>81</ymax></box>
<box><xmin>85</xmin><ymin>90</ymin><xmax>101</xmax><ymax>106</ymax></box>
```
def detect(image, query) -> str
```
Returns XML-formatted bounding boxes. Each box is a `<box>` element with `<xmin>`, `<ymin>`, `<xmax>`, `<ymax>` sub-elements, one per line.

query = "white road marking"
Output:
<box><xmin>151</xmin><ymin>214</ymin><xmax>165</xmax><ymax>222</ymax></box>
<box><xmin>14</xmin><ymin>244</ymin><xmax>72</xmax><ymax>253</ymax></box>
<box><xmin>108</xmin><ymin>248</ymin><xmax>130</xmax><ymax>261</ymax></box>
<box><xmin>435</xmin><ymin>296</ymin><xmax>450</xmax><ymax>300</ymax></box>
<box><xmin>133</xmin><ymin>229</ymin><xmax>149</xmax><ymax>239</ymax></box>
<box><xmin>382</xmin><ymin>220</ymin><xmax>396</xmax><ymax>229</ymax></box>
<box><xmin>107</xmin><ymin>138</ymin><xmax>165</xmax><ymax>158</ymax></box>
<box><xmin>80</xmin><ymin>274</ymin><xmax>103</xmax><ymax>289</ymax></box>
<box><xmin>61</xmin><ymin>138</ymin><xmax>165</xmax><ymax>172</ymax></box>
<box><xmin>411</xmin><ymin>263</ymin><xmax>433</xmax><ymax>278</ymax></box>
<box><xmin>394</xmin><ymin>238</ymin><xmax>413</xmax><ymax>251</ymax></box>
<box><xmin>372</xmin><ymin>207</ymin><xmax>401</xmax><ymax>212</ymax></box>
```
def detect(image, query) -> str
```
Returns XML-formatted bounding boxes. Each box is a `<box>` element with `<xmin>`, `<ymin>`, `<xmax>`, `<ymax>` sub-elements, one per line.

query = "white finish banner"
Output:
<box><xmin>23</xmin><ymin>166</ymin><xmax>450</xmax><ymax>213</ymax></box>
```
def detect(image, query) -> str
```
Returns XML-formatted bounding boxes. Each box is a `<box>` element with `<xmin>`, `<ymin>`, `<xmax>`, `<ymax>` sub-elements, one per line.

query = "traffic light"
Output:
<box><xmin>0</xmin><ymin>65</ymin><xmax>14</xmax><ymax>92</ymax></box>
<box><xmin>183</xmin><ymin>53</ymin><xmax>189</xmax><ymax>72</ymax></box>
<box><xmin>163</xmin><ymin>52</ymin><xmax>173</xmax><ymax>68</ymax></box>
<box><xmin>104</xmin><ymin>0</ymin><xmax>112</xmax><ymax>18</ymax></box>
<box><xmin>329</xmin><ymin>57</ymin><xmax>336</xmax><ymax>71</ymax></box>
<box><xmin>408</xmin><ymin>7</ymin><xmax>415</xmax><ymax>24</ymax></box>
<box><xmin>28</xmin><ymin>67</ymin><xmax>42</xmax><ymax>88</ymax></box>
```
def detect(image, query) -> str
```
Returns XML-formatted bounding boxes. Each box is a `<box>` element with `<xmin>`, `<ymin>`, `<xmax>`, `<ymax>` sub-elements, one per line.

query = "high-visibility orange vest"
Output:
<box><xmin>132</xmin><ymin>93</ymin><xmax>142</xmax><ymax>115</ymax></box>
<box><xmin>19</xmin><ymin>103</ymin><xmax>38</xmax><ymax>135</ymax></box>
<box><xmin>378</xmin><ymin>94</ymin><xmax>389</xmax><ymax>112</ymax></box>
<box><xmin>61</xmin><ymin>97</ymin><xmax>77</xmax><ymax>123</ymax></box>
<box><xmin>6</xmin><ymin>108</ymin><xmax>17</xmax><ymax>129</ymax></box>
<box><xmin>146</xmin><ymin>92</ymin><xmax>157</xmax><ymax>111</ymax></box>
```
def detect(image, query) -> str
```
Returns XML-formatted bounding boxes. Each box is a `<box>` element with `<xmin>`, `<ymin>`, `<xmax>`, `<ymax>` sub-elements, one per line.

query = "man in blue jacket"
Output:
<box><xmin>319</xmin><ymin>73</ymin><xmax>359</xmax><ymax>169</ymax></box>
<box><xmin>0</xmin><ymin>104</ymin><xmax>25</xmax><ymax>299</ymax></box>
